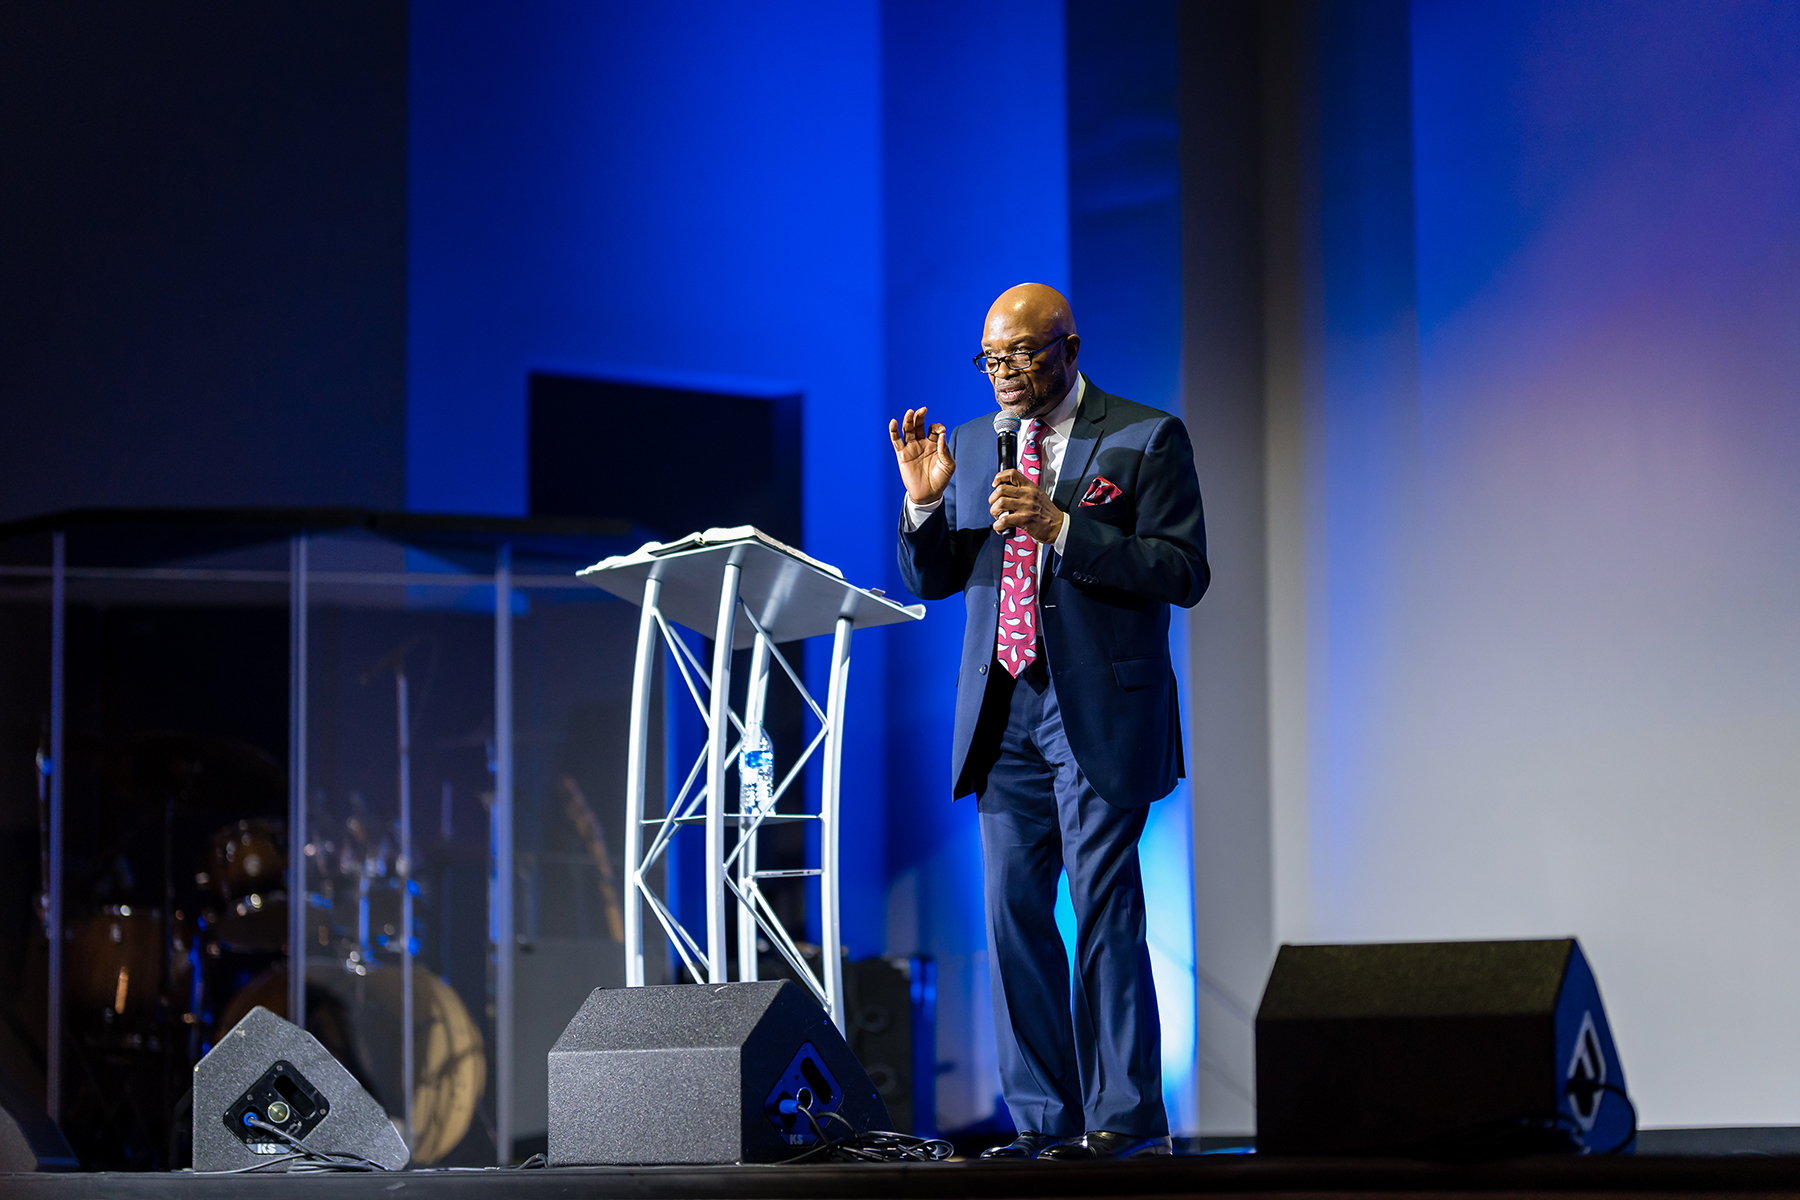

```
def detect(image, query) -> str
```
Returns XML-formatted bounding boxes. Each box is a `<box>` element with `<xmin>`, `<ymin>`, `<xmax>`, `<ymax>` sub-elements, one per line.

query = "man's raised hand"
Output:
<box><xmin>889</xmin><ymin>407</ymin><xmax>956</xmax><ymax>505</ymax></box>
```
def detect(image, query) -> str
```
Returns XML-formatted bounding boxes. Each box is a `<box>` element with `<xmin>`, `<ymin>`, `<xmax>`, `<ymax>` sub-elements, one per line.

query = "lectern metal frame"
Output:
<box><xmin>580</xmin><ymin>532</ymin><xmax>922</xmax><ymax>1028</ymax></box>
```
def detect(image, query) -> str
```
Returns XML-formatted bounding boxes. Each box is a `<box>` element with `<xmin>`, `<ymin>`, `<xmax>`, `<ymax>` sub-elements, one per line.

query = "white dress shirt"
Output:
<box><xmin>902</xmin><ymin>373</ymin><xmax>1086</xmax><ymax>566</ymax></box>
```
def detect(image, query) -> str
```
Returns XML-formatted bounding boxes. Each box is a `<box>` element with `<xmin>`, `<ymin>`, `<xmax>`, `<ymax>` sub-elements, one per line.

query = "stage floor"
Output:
<box><xmin>10</xmin><ymin>1154</ymin><xmax>1800</xmax><ymax>1200</ymax></box>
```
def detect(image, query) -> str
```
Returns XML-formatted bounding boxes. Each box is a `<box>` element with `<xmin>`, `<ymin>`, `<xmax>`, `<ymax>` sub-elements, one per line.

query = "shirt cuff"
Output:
<box><xmin>1051</xmin><ymin>506</ymin><xmax>1071</xmax><ymax>555</ymax></box>
<box><xmin>902</xmin><ymin>496</ymin><xmax>943</xmax><ymax>531</ymax></box>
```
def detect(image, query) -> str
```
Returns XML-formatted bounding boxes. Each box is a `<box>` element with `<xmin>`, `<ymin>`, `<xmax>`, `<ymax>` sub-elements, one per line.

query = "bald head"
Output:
<box><xmin>985</xmin><ymin>283</ymin><xmax>1078</xmax><ymax>342</ymax></box>
<box><xmin>981</xmin><ymin>283</ymin><xmax>1081</xmax><ymax>419</ymax></box>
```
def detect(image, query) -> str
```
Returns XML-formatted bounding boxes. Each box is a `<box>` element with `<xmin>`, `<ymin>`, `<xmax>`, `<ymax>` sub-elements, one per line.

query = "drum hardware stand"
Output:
<box><xmin>360</xmin><ymin>638</ymin><xmax>423</xmax><ymax>1152</ymax></box>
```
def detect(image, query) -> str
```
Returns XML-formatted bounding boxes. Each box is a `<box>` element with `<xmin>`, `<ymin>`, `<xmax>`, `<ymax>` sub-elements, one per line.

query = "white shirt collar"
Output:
<box><xmin>1032</xmin><ymin>372</ymin><xmax>1084</xmax><ymax>437</ymax></box>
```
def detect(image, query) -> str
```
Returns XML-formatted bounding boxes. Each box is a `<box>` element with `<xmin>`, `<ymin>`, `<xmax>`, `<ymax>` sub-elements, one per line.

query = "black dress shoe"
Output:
<box><xmin>979</xmin><ymin>1131</ymin><xmax>1070</xmax><ymax>1159</ymax></box>
<box><xmin>1039</xmin><ymin>1131</ymin><xmax>1173</xmax><ymax>1160</ymax></box>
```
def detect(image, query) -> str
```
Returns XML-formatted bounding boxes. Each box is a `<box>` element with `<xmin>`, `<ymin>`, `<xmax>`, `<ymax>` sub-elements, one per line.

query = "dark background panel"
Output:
<box><xmin>0</xmin><ymin>0</ymin><xmax>409</xmax><ymax>522</ymax></box>
<box><xmin>527</xmin><ymin>374</ymin><xmax>803</xmax><ymax>547</ymax></box>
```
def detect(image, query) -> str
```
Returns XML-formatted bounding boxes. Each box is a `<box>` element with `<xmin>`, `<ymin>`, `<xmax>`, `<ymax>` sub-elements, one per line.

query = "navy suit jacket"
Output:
<box><xmin>897</xmin><ymin>376</ymin><xmax>1209</xmax><ymax>809</ymax></box>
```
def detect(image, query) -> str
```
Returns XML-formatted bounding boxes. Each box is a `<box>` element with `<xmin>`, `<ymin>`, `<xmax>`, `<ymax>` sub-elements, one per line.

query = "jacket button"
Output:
<box><xmin>978</xmin><ymin>664</ymin><xmax>987</xmax><ymax>675</ymax></box>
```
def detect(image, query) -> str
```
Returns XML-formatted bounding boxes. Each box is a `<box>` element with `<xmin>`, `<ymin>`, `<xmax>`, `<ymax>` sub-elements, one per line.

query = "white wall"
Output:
<box><xmin>1283</xmin><ymin>0</ymin><xmax>1800</xmax><ymax>1127</ymax></box>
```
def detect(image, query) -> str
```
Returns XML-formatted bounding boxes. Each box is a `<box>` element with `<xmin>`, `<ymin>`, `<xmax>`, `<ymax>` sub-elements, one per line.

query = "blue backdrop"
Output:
<box><xmin>406</xmin><ymin>0</ymin><xmax>1198</xmax><ymax>1133</ymax></box>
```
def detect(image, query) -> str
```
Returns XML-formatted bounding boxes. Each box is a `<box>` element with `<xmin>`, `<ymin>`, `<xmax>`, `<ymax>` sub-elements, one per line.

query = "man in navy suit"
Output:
<box><xmin>891</xmin><ymin>284</ymin><xmax>1208</xmax><ymax>1159</ymax></box>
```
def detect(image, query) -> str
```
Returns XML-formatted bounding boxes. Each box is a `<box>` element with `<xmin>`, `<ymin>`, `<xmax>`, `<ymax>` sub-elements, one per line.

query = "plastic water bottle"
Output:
<box><xmin>740</xmin><ymin>722</ymin><xmax>773</xmax><ymax>816</ymax></box>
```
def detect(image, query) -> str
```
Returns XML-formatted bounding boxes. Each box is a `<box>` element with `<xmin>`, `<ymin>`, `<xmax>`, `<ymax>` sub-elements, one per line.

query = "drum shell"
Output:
<box><xmin>66</xmin><ymin>908</ymin><xmax>178</xmax><ymax>1028</ymax></box>
<box><xmin>203</xmin><ymin>819</ymin><xmax>286</xmax><ymax>900</ymax></box>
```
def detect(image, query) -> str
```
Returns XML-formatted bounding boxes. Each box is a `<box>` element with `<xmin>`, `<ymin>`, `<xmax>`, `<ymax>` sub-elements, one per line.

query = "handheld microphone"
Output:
<box><xmin>994</xmin><ymin>412</ymin><xmax>1021</xmax><ymax>474</ymax></box>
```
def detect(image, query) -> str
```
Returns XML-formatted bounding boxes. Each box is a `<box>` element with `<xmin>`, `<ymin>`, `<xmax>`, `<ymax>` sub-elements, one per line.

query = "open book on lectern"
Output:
<box><xmin>577</xmin><ymin>525</ymin><xmax>922</xmax><ymax>649</ymax></box>
<box><xmin>583</xmin><ymin>524</ymin><xmax>843</xmax><ymax>579</ymax></box>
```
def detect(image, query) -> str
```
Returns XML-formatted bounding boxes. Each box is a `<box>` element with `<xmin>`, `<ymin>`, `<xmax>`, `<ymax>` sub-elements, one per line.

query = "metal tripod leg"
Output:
<box><xmin>623</xmin><ymin>574</ymin><xmax>662</xmax><ymax>988</ymax></box>
<box><xmin>819</xmin><ymin>615</ymin><xmax>853</xmax><ymax>1031</ymax></box>
<box><xmin>737</xmin><ymin>632</ymin><xmax>771</xmax><ymax>982</ymax></box>
<box><xmin>704</xmin><ymin>556</ymin><xmax>743</xmax><ymax>983</ymax></box>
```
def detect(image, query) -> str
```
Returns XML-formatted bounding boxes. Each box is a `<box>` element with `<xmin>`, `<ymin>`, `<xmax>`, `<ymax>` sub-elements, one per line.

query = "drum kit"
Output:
<box><xmin>54</xmin><ymin>738</ymin><xmax>483</xmax><ymax>1167</ymax></box>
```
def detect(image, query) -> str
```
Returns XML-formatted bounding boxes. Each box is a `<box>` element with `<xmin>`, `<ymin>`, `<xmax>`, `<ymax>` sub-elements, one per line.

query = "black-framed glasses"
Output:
<box><xmin>972</xmin><ymin>334</ymin><xmax>1071</xmax><ymax>375</ymax></box>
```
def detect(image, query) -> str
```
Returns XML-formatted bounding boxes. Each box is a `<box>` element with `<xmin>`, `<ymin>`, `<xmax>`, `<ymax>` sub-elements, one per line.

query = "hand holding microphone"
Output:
<box><xmin>989</xmin><ymin>412</ymin><xmax>1064</xmax><ymax>544</ymax></box>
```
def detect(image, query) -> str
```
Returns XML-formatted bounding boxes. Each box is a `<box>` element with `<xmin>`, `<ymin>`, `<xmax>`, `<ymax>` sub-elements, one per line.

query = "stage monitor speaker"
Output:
<box><xmin>1255</xmin><ymin>938</ymin><xmax>1632</xmax><ymax>1157</ymax></box>
<box><xmin>0</xmin><ymin>1066</ymin><xmax>76</xmax><ymax>1172</ymax></box>
<box><xmin>192</xmin><ymin>1006</ymin><xmax>409</xmax><ymax>1172</ymax></box>
<box><xmin>842</xmin><ymin>958</ymin><xmax>915</xmax><ymax>1134</ymax></box>
<box><xmin>548</xmin><ymin>980</ymin><xmax>891</xmax><ymax>1165</ymax></box>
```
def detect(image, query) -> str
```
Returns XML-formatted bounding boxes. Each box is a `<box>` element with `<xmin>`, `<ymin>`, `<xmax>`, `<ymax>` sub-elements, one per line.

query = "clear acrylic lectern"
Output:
<box><xmin>578</xmin><ymin>528</ymin><xmax>923</xmax><ymax>1028</ymax></box>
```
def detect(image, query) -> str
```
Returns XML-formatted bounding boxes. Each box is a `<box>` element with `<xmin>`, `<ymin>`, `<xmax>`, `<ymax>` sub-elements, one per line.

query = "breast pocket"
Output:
<box><xmin>1111</xmin><ymin>655</ymin><xmax>1167</xmax><ymax>691</ymax></box>
<box><xmin>1078</xmin><ymin>497</ymin><xmax>1134</xmax><ymax>529</ymax></box>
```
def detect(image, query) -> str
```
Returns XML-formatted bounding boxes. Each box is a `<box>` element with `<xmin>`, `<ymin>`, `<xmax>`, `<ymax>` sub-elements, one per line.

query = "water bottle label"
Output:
<box><xmin>741</xmin><ymin>726</ymin><xmax>774</xmax><ymax>816</ymax></box>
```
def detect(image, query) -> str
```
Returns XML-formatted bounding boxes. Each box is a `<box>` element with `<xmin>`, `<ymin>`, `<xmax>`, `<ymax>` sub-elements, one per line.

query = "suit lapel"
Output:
<box><xmin>1053</xmin><ymin>374</ymin><xmax>1109</xmax><ymax>510</ymax></box>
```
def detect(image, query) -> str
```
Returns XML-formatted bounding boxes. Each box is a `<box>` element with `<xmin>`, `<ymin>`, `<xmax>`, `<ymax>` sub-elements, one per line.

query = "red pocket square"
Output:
<box><xmin>1079</xmin><ymin>476</ymin><xmax>1124</xmax><ymax>506</ymax></box>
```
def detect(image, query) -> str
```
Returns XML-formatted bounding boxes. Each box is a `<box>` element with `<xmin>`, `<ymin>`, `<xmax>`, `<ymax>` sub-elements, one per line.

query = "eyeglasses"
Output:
<box><xmin>972</xmin><ymin>334</ymin><xmax>1071</xmax><ymax>376</ymax></box>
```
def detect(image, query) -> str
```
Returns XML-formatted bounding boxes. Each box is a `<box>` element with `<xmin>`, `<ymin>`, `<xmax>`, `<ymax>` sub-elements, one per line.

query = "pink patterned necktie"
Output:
<box><xmin>996</xmin><ymin>418</ymin><xmax>1046</xmax><ymax>677</ymax></box>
